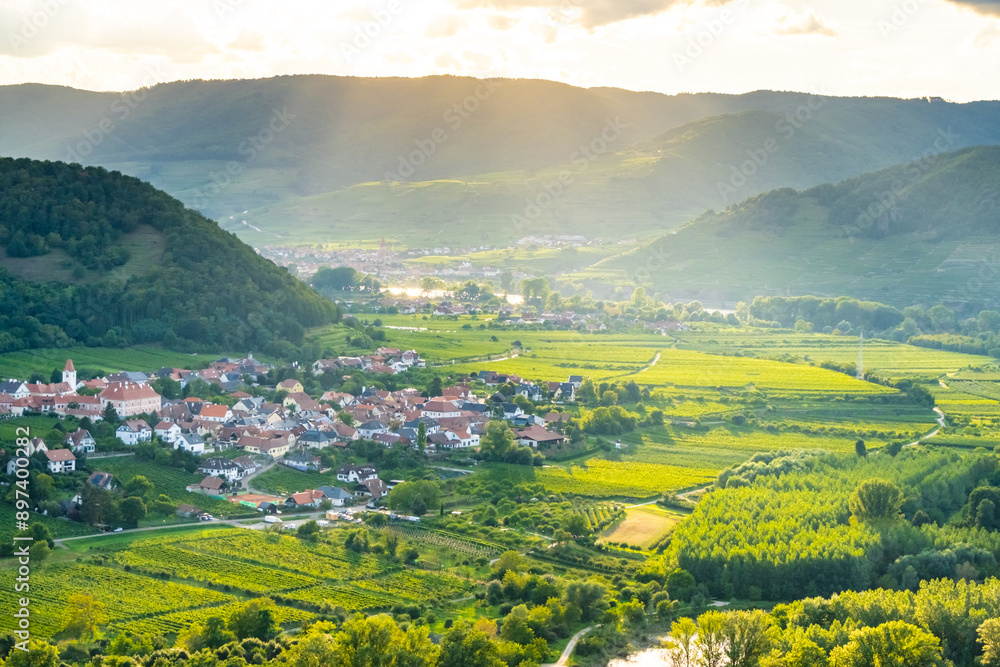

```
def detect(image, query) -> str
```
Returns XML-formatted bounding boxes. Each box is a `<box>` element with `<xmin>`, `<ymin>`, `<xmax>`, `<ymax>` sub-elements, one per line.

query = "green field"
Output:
<box><xmin>92</xmin><ymin>458</ymin><xmax>238</xmax><ymax>516</ymax></box>
<box><xmin>0</xmin><ymin>346</ymin><xmax>226</xmax><ymax>379</ymax></box>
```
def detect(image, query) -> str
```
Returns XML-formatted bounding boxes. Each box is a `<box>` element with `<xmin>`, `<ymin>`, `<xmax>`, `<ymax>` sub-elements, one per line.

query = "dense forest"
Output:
<box><xmin>0</xmin><ymin>158</ymin><xmax>338</xmax><ymax>355</ymax></box>
<box><xmin>669</xmin><ymin>448</ymin><xmax>1000</xmax><ymax>600</ymax></box>
<box><xmin>744</xmin><ymin>295</ymin><xmax>1000</xmax><ymax>357</ymax></box>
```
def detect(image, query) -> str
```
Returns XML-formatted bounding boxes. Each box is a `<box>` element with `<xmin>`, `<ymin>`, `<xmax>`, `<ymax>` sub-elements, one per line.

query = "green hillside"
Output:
<box><xmin>0</xmin><ymin>157</ymin><xmax>338</xmax><ymax>354</ymax></box>
<box><xmin>2</xmin><ymin>78</ymin><xmax>1000</xmax><ymax>246</ymax></box>
<box><xmin>601</xmin><ymin>146</ymin><xmax>1000</xmax><ymax>308</ymax></box>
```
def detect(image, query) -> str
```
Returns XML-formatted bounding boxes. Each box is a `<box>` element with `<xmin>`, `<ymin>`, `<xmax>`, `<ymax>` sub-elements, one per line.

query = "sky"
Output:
<box><xmin>0</xmin><ymin>0</ymin><xmax>998</xmax><ymax>101</ymax></box>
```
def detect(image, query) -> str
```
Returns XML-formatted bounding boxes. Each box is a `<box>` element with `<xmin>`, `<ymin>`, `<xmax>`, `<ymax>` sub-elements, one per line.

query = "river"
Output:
<box><xmin>607</xmin><ymin>645</ymin><xmax>668</xmax><ymax>667</ymax></box>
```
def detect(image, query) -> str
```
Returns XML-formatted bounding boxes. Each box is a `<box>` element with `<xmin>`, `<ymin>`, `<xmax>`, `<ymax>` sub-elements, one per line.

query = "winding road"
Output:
<box><xmin>543</xmin><ymin>626</ymin><xmax>596</xmax><ymax>667</ymax></box>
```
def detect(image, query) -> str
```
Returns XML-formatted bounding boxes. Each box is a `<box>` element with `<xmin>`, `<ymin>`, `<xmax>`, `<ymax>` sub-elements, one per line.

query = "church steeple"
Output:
<box><xmin>63</xmin><ymin>359</ymin><xmax>77</xmax><ymax>388</ymax></box>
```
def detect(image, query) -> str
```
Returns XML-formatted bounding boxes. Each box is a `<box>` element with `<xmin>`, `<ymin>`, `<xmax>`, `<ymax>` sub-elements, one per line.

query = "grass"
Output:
<box><xmin>92</xmin><ymin>458</ymin><xmax>237</xmax><ymax>516</ymax></box>
<box><xmin>251</xmin><ymin>466</ymin><xmax>340</xmax><ymax>495</ymax></box>
<box><xmin>0</xmin><ymin>346</ymin><xmax>225</xmax><ymax>379</ymax></box>
<box><xmin>601</xmin><ymin>505</ymin><xmax>684</xmax><ymax>550</ymax></box>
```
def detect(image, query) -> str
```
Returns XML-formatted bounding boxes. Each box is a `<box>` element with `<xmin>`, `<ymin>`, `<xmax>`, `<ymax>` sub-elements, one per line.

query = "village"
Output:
<box><xmin>1</xmin><ymin>349</ymin><xmax>580</xmax><ymax>530</ymax></box>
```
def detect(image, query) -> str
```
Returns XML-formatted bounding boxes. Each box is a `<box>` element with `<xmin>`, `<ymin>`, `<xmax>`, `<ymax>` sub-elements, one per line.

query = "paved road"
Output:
<box><xmin>543</xmin><ymin>626</ymin><xmax>596</xmax><ymax>667</ymax></box>
<box><xmin>52</xmin><ymin>508</ymin><xmax>342</xmax><ymax>547</ymax></box>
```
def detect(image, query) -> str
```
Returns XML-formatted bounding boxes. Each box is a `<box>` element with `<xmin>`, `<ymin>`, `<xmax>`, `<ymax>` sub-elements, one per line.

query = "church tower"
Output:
<box><xmin>63</xmin><ymin>359</ymin><xmax>77</xmax><ymax>388</ymax></box>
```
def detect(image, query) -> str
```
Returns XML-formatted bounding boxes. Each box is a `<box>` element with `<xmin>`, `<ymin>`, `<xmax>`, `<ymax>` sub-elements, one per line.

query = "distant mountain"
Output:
<box><xmin>607</xmin><ymin>146</ymin><xmax>1000</xmax><ymax>309</ymax></box>
<box><xmin>2</xmin><ymin>77</ymin><xmax>999</xmax><ymax>247</ymax></box>
<box><xmin>0</xmin><ymin>157</ymin><xmax>338</xmax><ymax>354</ymax></box>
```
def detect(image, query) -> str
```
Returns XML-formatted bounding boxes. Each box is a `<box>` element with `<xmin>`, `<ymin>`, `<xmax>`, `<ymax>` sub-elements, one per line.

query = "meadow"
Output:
<box><xmin>0</xmin><ymin>346</ymin><xmax>227</xmax><ymax>379</ymax></box>
<box><xmin>483</xmin><ymin>460</ymin><xmax>716</xmax><ymax>499</ymax></box>
<box><xmin>601</xmin><ymin>505</ymin><xmax>685</xmax><ymax>550</ymax></box>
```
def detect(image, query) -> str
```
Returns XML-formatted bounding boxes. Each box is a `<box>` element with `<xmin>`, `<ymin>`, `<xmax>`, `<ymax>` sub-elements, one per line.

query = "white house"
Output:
<box><xmin>445</xmin><ymin>429</ymin><xmax>479</xmax><ymax>448</ymax></box>
<box><xmin>174</xmin><ymin>433</ymin><xmax>206</xmax><ymax>454</ymax></box>
<box><xmin>154</xmin><ymin>421</ymin><xmax>182</xmax><ymax>443</ymax></box>
<box><xmin>198</xmin><ymin>457</ymin><xmax>242</xmax><ymax>481</ymax></box>
<box><xmin>336</xmin><ymin>464</ymin><xmax>378</xmax><ymax>484</ymax></box>
<box><xmin>116</xmin><ymin>420</ymin><xmax>153</xmax><ymax>446</ymax></box>
<box><xmin>421</xmin><ymin>400</ymin><xmax>461</xmax><ymax>419</ymax></box>
<box><xmin>64</xmin><ymin>429</ymin><xmax>96</xmax><ymax>454</ymax></box>
<box><xmin>44</xmin><ymin>449</ymin><xmax>76</xmax><ymax>474</ymax></box>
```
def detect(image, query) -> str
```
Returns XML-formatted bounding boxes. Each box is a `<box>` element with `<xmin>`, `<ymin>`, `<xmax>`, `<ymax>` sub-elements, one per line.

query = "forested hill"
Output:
<box><xmin>611</xmin><ymin>145</ymin><xmax>1000</xmax><ymax>309</ymax></box>
<box><xmin>2</xmin><ymin>78</ymin><xmax>1000</xmax><ymax>245</ymax></box>
<box><xmin>0</xmin><ymin>157</ymin><xmax>339</xmax><ymax>354</ymax></box>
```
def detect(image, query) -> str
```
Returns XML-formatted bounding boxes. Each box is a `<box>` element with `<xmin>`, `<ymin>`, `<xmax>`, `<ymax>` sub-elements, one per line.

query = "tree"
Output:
<box><xmin>289</xmin><ymin>626</ymin><xmax>339</xmax><ymax>667</ymax></box>
<box><xmin>417</xmin><ymin>421</ymin><xmax>427</xmax><ymax>451</ymax></box>
<box><xmin>664</xmin><ymin>617</ymin><xmax>697</xmax><ymax>667</ymax></box>
<box><xmin>439</xmin><ymin>624</ymin><xmax>505</xmax><ymax>667</ymax></box>
<box><xmin>81</xmin><ymin>484</ymin><xmax>120</xmax><ymax>526</ymax></box>
<box><xmin>427</xmin><ymin>376</ymin><xmax>443</xmax><ymax>397</ymax></box>
<box><xmin>849</xmin><ymin>478</ymin><xmax>903</xmax><ymax>522</ymax></box>
<box><xmin>855</xmin><ymin>439</ymin><xmax>867</xmax><ymax>458</ymax></box>
<box><xmin>564</xmin><ymin>581</ymin><xmax>608</xmax><ymax>622</ymax></box>
<box><xmin>829</xmin><ymin>621</ymin><xmax>943</xmax><ymax>666</ymax></box>
<box><xmin>492</xmin><ymin>551</ymin><xmax>528</xmax><ymax>577</ymax></box>
<box><xmin>979</xmin><ymin>617</ymin><xmax>1000</xmax><ymax>666</ymax></box>
<box><xmin>565</xmin><ymin>513</ymin><xmax>589</xmax><ymax>536</ymax></box>
<box><xmin>62</xmin><ymin>593</ymin><xmax>108</xmax><ymax>641</ymax></box>
<box><xmin>480</xmin><ymin>420</ymin><xmax>515</xmax><ymax>462</ymax></box>
<box><xmin>977</xmin><ymin>499</ymin><xmax>998</xmax><ymax>530</ymax></box>
<box><xmin>176</xmin><ymin>616</ymin><xmax>234</xmax><ymax>652</ymax></box>
<box><xmin>123</xmin><ymin>475</ymin><xmax>154</xmax><ymax>499</ymax></box>
<box><xmin>696</xmin><ymin>611</ymin><xmax>728</xmax><ymax>667</ymax></box>
<box><xmin>3</xmin><ymin>639</ymin><xmax>59</xmax><ymax>667</ymax></box>
<box><xmin>31</xmin><ymin>473</ymin><xmax>55</xmax><ymax>503</ymax></box>
<box><xmin>120</xmin><ymin>497</ymin><xmax>147</xmax><ymax>527</ymax></box>
<box><xmin>102</xmin><ymin>402</ymin><xmax>120</xmax><ymax>425</ymax></box>
<box><xmin>297</xmin><ymin>520</ymin><xmax>321</xmax><ymax>539</ymax></box>
<box><xmin>228</xmin><ymin>598</ymin><xmax>280</xmax><ymax>640</ymax></box>
<box><xmin>386</xmin><ymin>481</ymin><xmax>441</xmax><ymax>515</ymax></box>
<box><xmin>722</xmin><ymin>610</ymin><xmax>775</xmax><ymax>667</ymax></box>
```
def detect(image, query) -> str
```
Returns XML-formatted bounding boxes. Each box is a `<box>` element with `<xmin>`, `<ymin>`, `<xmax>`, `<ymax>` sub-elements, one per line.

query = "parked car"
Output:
<box><xmin>113</xmin><ymin>527</ymin><xmax>123</xmax><ymax>532</ymax></box>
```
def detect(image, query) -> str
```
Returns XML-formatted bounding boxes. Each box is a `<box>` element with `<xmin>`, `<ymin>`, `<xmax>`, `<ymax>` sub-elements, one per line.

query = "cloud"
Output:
<box><xmin>776</xmin><ymin>10</ymin><xmax>836</xmax><ymax>36</ymax></box>
<box><xmin>455</xmin><ymin>0</ymin><xmax>698</xmax><ymax>29</ymax></box>
<box><xmin>426</xmin><ymin>15</ymin><xmax>467</xmax><ymax>38</ymax></box>
<box><xmin>942</xmin><ymin>0</ymin><xmax>1000</xmax><ymax>16</ymax></box>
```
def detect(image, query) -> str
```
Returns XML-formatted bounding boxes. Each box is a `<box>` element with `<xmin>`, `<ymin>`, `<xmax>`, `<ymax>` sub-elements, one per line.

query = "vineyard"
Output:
<box><xmin>576</xmin><ymin>504</ymin><xmax>623</xmax><ymax>532</ymax></box>
<box><xmin>484</xmin><ymin>460</ymin><xmax>716</xmax><ymax>498</ymax></box>
<box><xmin>950</xmin><ymin>380</ymin><xmax>1000</xmax><ymax>401</ymax></box>
<box><xmin>381</xmin><ymin>525</ymin><xmax>504</xmax><ymax>558</ymax></box>
<box><xmin>0</xmin><ymin>525</ymin><xmax>483</xmax><ymax>638</ymax></box>
<box><xmin>110</xmin><ymin>600</ymin><xmax>313</xmax><ymax>636</ymax></box>
<box><xmin>623</xmin><ymin>349</ymin><xmax>897</xmax><ymax>394</ymax></box>
<box><xmin>0</xmin><ymin>563</ymin><xmax>236</xmax><ymax>637</ymax></box>
<box><xmin>105</xmin><ymin>544</ymin><xmax>317</xmax><ymax>593</ymax></box>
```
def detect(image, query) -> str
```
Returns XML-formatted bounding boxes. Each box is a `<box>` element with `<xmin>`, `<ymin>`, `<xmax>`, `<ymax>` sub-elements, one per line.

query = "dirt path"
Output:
<box><xmin>904</xmin><ymin>407</ymin><xmax>946</xmax><ymax>449</ymax></box>
<box><xmin>543</xmin><ymin>626</ymin><xmax>596</xmax><ymax>667</ymax></box>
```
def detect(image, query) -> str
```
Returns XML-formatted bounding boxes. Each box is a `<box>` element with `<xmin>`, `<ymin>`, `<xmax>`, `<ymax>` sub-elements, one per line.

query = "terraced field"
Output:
<box><xmin>1</xmin><ymin>527</ymin><xmax>477</xmax><ymax>638</ymax></box>
<box><xmin>623</xmin><ymin>349</ymin><xmax>896</xmax><ymax>393</ymax></box>
<box><xmin>485</xmin><ymin>460</ymin><xmax>716</xmax><ymax>498</ymax></box>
